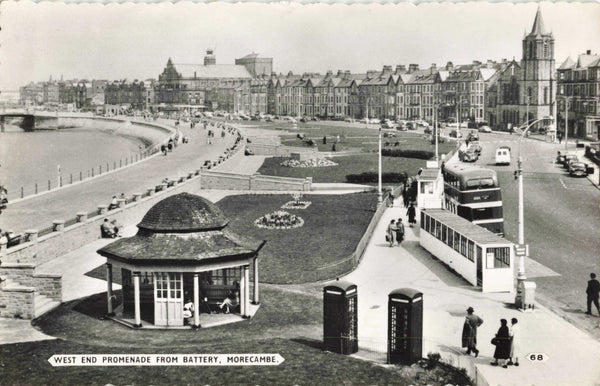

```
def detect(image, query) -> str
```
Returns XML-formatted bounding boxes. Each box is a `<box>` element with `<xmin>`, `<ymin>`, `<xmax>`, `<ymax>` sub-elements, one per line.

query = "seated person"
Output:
<box><xmin>108</xmin><ymin>196</ymin><xmax>118</xmax><ymax>210</ymax></box>
<box><xmin>111</xmin><ymin>219</ymin><xmax>123</xmax><ymax>237</ymax></box>
<box><xmin>101</xmin><ymin>219</ymin><xmax>116</xmax><ymax>238</ymax></box>
<box><xmin>182</xmin><ymin>299</ymin><xmax>194</xmax><ymax>325</ymax></box>
<box><xmin>219</xmin><ymin>291</ymin><xmax>240</xmax><ymax>314</ymax></box>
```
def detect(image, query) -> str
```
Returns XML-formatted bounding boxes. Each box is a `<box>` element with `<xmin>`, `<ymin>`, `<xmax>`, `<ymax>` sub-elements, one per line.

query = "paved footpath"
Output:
<box><xmin>0</xmin><ymin>121</ymin><xmax>237</xmax><ymax>233</ymax></box>
<box><xmin>343</xmin><ymin>202</ymin><xmax>600</xmax><ymax>386</ymax></box>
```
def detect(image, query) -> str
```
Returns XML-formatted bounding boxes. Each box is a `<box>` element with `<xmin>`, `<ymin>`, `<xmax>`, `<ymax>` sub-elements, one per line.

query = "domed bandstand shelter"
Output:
<box><xmin>97</xmin><ymin>193</ymin><xmax>265</xmax><ymax>329</ymax></box>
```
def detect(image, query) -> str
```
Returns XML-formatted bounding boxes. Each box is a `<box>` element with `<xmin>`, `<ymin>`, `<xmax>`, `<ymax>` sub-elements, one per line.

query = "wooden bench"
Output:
<box><xmin>200</xmin><ymin>285</ymin><xmax>238</xmax><ymax>312</ymax></box>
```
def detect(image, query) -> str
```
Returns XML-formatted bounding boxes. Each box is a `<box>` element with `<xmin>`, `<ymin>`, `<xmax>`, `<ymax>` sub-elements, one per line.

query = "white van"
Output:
<box><xmin>495</xmin><ymin>146</ymin><xmax>511</xmax><ymax>165</ymax></box>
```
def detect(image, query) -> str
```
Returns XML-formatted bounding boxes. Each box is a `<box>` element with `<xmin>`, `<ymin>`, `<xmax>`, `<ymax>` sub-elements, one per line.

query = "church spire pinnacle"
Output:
<box><xmin>530</xmin><ymin>5</ymin><xmax>547</xmax><ymax>36</ymax></box>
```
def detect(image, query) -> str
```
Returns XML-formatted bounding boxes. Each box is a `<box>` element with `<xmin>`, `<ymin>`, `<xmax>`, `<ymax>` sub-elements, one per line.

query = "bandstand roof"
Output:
<box><xmin>97</xmin><ymin>193</ymin><xmax>266</xmax><ymax>265</ymax></box>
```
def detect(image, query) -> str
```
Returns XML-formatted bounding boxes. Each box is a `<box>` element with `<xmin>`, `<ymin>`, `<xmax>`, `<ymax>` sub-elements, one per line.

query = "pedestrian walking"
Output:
<box><xmin>387</xmin><ymin>191</ymin><xmax>395</xmax><ymax>208</ymax></box>
<box><xmin>586</xmin><ymin>273</ymin><xmax>600</xmax><ymax>316</ymax></box>
<box><xmin>406</xmin><ymin>202</ymin><xmax>417</xmax><ymax>227</ymax></box>
<box><xmin>402</xmin><ymin>187</ymin><xmax>410</xmax><ymax>208</ymax></box>
<box><xmin>508</xmin><ymin>318</ymin><xmax>520</xmax><ymax>366</ymax></box>
<box><xmin>396</xmin><ymin>218</ymin><xmax>405</xmax><ymax>244</ymax></box>
<box><xmin>386</xmin><ymin>219</ymin><xmax>397</xmax><ymax>247</ymax></box>
<box><xmin>461</xmin><ymin>306</ymin><xmax>483</xmax><ymax>357</ymax></box>
<box><xmin>490</xmin><ymin>319</ymin><xmax>511</xmax><ymax>368</ymax></box>
<box><xmin>558</xmin><ymin>131</ymin><xmax>563</xmax><ymax>144</ymax></box>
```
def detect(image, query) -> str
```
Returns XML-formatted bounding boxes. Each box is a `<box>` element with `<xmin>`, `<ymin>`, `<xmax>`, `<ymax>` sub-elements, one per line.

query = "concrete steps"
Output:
<box><xmin>34</xmin><ymin>294</ymin><xmax>60</xmax><ymax>318</ymax></box>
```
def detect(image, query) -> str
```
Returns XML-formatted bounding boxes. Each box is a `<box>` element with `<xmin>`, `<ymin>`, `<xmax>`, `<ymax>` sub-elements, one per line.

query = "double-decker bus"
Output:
<box><xmin>442</xmin><ymin>163</ymin><xmax>504</xmax><ymax>236</ymax></box>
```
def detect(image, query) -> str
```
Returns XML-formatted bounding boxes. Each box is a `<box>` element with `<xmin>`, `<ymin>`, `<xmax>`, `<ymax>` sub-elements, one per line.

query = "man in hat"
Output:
<box><xmin>462</xmin><ymin>306</ymin><xmax>483</xmax><ymax>357</ymax></box>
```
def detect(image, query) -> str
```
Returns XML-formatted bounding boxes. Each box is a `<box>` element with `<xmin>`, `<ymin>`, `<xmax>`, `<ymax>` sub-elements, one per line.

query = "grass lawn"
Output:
<box><xmin>257</xmin><ymin>154</ymin><xmax>427</xmax><ymax>183</ymax></box>
<box><xmin>217</xmin><ymin>193</ymin><xmax>378</xmax><ymax>283</ymax></box>
<box><xmin>4</xmin><ymin>285</ymin><xmax>471</xmax><ymax>385</ymax></box>
<box><xmin>86</xmin><ymin>193</ymin><xmax>377</xmax><ymax>284</ymax></box>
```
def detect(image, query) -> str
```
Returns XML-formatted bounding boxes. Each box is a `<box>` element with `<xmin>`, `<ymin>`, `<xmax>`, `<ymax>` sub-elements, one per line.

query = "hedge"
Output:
<box><xmin>345</xmin><ymin>171</ymin><xmax>409</xmax><ymax>183</ymax></box>
<box><xmin>381</xmin><ymin>149</ymin><xmax>434</xmax><ymax>159</ymax></box>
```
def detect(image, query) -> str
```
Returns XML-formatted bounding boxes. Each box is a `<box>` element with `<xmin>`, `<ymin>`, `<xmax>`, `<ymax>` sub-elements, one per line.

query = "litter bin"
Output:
<box><xmin>387</xmin><ymin>288</ymin><xmax>423</xmax><ymax>364</ymax></box>
<box><xmin>323</xmin><ymin>281</ymin><xmax>358</xmax><ymax>354</ymax></box>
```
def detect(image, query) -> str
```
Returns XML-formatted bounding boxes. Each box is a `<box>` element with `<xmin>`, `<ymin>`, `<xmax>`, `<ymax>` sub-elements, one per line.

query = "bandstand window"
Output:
<box><xmin>441</xmin><ymin>224</ymin><xmax>447</xmax><ymax>243</ymax></box>
<box><xmin>447</xmin><ymin>228</ymin><xmax>454</xmax><ymax>249</ymax></box>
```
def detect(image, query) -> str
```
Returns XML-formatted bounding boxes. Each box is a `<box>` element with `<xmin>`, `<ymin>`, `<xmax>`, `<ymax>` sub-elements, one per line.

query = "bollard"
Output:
<box><xmin>80</xmin><ymin>171</ymin><xmax>82</xmax><ymax>181</ymax></box>
<box><xmin>21</xmin><ymin>186</ymin><xmax>24</xmax><ymax>198</ymax></box>
<box><xmin>114</xmin><ymin>161</ymin><xmax>117</xmax><ymax>170</ymax></box>
<box><xmin>97</xmin><ymin>205</ymin><xmax>108</xmax><ymax>215</ymax></box>
<box><xmin>60</xmin><ymin>176</ymin><xmax>63</xmax><ymax>187</ymax></box>
<box><xmin>70</xmin><ymin>174</ymin><xmax>73</xmax><ymax>184</ymax></box>
<box><xmin>132</xmin><ymin>193</ymin><xmax>142</xmax><ymax>202</ymax></box>
<box><xmin>120</xmin><ymin>159</ymin><xmax>122</xmax><ymax>168</ymax></box>
<box><xmin>107</xmin><ymin>162</ymin><xmax>109</xmax><ymax>172</ymax></box>
<box><xmin>99</xmin><ymin>165</ymin><xmax>102</xmax><ymax>174</ymax></box>
<box><xmin>35</xmin><ymin>183</ymin><xmax>38</xmax><ymax>194</ymax></box>
<box><xmin>48</xmin><ymin>180</ymin><xmax>51</xmax><ymax>191</ymax></box>
<box><xmin>146</xmin><ymin>187</ymin><xmax>155</xmax><ymax>197</ymax></box>
<box><xmin>117</xmin><ymin>198</ymin><xmax>126</xmax><ymax>208</ymax></box>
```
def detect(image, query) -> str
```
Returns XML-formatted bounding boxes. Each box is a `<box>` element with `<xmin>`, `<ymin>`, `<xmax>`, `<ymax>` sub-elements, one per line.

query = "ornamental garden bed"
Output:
<box><xmin>218</xmin><ymin>192</ymin><xmax>378</xmax><ymax>284</ymax></box>
<box><xmin>257</xmin><ymin>154</ymin><xmax>426</xmax><ymax>183</ymax></box>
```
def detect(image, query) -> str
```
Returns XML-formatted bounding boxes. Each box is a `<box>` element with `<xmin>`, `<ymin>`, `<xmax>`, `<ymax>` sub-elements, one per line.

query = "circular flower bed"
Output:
<box><xmin>255</xmin><ymin>210</ymin><xmax>304</xmax><ymax>229</ymax></box>
<box><xmin>280</xmin><ymin>158</ymin><xmax>338</xmax><ymax>168</ymax></box>
<box><xmin>281</xmin><ymin>201</ymin><xmax>312</xmax><ymax>210</ymax></box>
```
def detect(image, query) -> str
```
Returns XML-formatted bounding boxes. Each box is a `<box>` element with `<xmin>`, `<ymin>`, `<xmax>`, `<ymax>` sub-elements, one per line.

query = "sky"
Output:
<box><xmin>1</xmin><ymin>1</ymin><xmax>599</xmax><ymax>91</ymax></box>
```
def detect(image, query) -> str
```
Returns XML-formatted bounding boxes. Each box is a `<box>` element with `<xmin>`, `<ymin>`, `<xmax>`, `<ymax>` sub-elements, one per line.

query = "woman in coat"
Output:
<box><xmin>491</xmin><ymin>319</ymin><xmax>511</xmax><ymax>368</ymax></box>
<box><xmin>508</xmin><ymin>318</ymin><xmax>520</xmax><ymax>366</ymax></box>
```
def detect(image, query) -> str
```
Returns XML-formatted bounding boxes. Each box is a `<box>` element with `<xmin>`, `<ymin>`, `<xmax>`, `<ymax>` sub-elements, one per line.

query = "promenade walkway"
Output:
<box><xmin>343</xmin><ymin>202</ymin><xmax>600</xmax><ymax>386</ymax></box>
<box><xmin>0</xmin><ymin>121</ymin><xmax>236</xmax><ymax>233</ymax></box>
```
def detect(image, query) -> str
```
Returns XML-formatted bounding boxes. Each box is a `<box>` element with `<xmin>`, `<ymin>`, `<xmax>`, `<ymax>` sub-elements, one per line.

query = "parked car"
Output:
<box><xmin>423</xmin><ymin>127</ymin><xmax>432</xmax><ymax>134</ymax></box>
<box><xmin>344</xmin><ymin>117</ymin><xmax>355</xmax><ymax>123</ymax></box>
<box><xmin>557</xmin><ymin>152</ymin><xmax>578</xmax><ymax>167</ymax></box>
<box><xmin>468</xmin><ymin>141</ymin><xmax>482</xmax><ymax>155</ymax></box>
<box><xmin>568</xmin><ymin>161</ymin><xmax>593</xmax><ymax>177</ymax></box>
<box><xmin>300</xmin><ymin>117</ymin><xmax>308</xmax><ymax>123</ymax></box>
<box><xmin>449</xmin><ymin>129</ymin><xmax>462</xmax><ymax>138</ymax></box>
<box><xmin>382</xmin><ymin>120</ymin><xmax>395</xmax><ymax>129</ymax></box>
<box><xmin>459</xmin><ymin>148</ymin><xmax>478</xmax><ymax>162</ymax></box>
<box><xmin>370</xmin><ymin>118</ymin><xmax>381</xmax><ymax>124</ymax></box>
<box><xmin>478</xmin><ymin>125</ymin><xmax>492</xmax><ymax>133</ymax></box>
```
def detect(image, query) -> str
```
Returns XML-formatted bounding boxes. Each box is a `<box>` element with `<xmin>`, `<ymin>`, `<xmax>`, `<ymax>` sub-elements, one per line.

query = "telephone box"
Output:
<box><xmin>387</xmin><ymin>288</ymin><xmax>423</xmax><ymax>364</ymax></box>
<box><xmin>323</xmin><ymin>281</ymin><xmax>358</xmax><ymax>355</ymax></box>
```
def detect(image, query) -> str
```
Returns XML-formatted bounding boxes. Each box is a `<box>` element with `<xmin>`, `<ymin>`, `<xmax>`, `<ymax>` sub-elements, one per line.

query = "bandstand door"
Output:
<box><xmin>154</xmin><ymin>272</ymin><xmax>184</xmax><ymax>326</ymax></box>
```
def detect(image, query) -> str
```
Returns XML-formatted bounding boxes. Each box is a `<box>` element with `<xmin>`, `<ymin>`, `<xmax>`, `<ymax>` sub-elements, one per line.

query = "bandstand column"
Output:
<box><xmin>106</xmin><ymin>263</ymin><xmax>114</xmax><ymax>316</ymax></box>
<box><xmin>239</xmin><ymin>266</ymin><xmax>246</xmax><ymax>317</ymax></box>
<box><xmin>193</xmin><ymin>273</ymin><xmax>200</xmax><ymax>328</ymax></box>
<box><xmin>243</xmin><ymin>265</ymin><xmax>250</xmax><ymax>317</ymax></box>
<box><xmin>133</xmin><ymin>272</ymin><xmax>141</xmax><ymax>327</ymax></box>
<box><xmin>252</xmin><ymin>256</ymin><xmax>259</xmax><ymax>305</ymax></box>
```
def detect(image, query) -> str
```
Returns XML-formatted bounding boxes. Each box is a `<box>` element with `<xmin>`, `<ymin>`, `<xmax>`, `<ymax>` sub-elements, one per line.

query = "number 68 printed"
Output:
<box><xmin>528</xmin><ymin>353</ymin><xmax>548</xmax><ymax>362</ymax></box>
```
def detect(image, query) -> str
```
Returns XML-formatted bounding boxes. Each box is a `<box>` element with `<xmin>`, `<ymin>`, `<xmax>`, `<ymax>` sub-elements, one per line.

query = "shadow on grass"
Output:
<box><xmin>290</xmin><ymin>337</ymin><xmax>324</xmax><ymax>351</ymax></box>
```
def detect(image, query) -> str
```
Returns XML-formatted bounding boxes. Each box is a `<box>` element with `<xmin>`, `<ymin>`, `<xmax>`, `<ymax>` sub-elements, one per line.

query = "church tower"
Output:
<box><xmin>520</xmin><ymin>6</ymin><xmax>555</xmax><ymax>121</ymax></box>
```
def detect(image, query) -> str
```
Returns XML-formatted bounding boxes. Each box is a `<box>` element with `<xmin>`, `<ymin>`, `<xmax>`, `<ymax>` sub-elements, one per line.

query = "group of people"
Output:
<box><xmin>385</xmin><ymin>202</ymin><xmax>416</xmax><ymax>247</ymax></box>
<box><xmin>182</xmin><ymin>290</ymin><xmax>240</xmax><ymax>325</ymax></box>
<box><xmin>461</xmin><ymin>307</ymin><xmax>521</xmax><ymax>368</ymax></box>
<box><xmin>100</xmin><ymin>218</ymin><xmax>123</xmax><ymax>238</ymax></box>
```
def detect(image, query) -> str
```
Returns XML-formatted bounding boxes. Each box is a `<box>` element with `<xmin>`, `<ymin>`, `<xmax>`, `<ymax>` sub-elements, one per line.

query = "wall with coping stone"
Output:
<box><xmin>200</xmin><ymin>171</ymin><xmax>311</xmax><ymax>191</ymax></box>
<box><xmin>0</xmin><ymin>285</ymin><xmax>34</xmax><ymax>319</ymax></box>
<box><xmin>247</xmin><ymin>143</ymin><xmax>319</xmax><ymax>158</ymax></box>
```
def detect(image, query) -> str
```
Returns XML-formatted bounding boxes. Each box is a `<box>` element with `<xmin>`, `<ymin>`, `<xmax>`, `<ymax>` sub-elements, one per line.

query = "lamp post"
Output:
<box><xmin>563</xmin><ymin>96</ymin><xmax>571</xmax><ymax>151</ymax></box>
<box><xmin>515</xmin><ymin>116</ymin><xmax>553</xmax><ymax>306</ymax></box>
<box><xmin>378</xmin><ymin>124</ymin><xmax>383</xmax><ymax>205</ymax></box>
